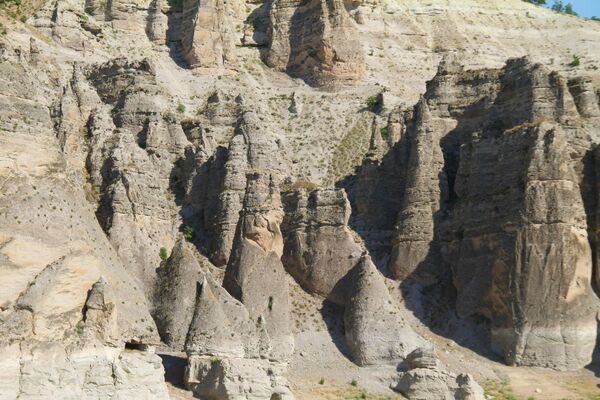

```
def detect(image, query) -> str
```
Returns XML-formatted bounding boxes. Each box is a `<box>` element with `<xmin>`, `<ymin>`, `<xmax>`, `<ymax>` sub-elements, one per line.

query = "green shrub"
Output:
<box><xmin>350</xmin><ymin>379</ymin><xmax>358</xmax><ymax>387</ymax></box>
<box><xmin>380</xmin><ymin>127</ymin><xmax>389</xmax><ymax>141</ymax></box>
<box><xmin>366</xmin><ymin>96</ymin><xmax>378</xmax><ymax>112</ymax></box>
<box><xmin>183</xmin><ymin>225</ymin><xmax>194</xmax><ymax>241</ymax></box>
<box><xmin>318</xmin><ymin>378</ymin><xmax>325</xmax><ymax>385</ymax></box>
<box><xmin>159</xmin><ymin>247</ymin><xmax>168</xmax><ymax>261</ymax></box>
<box><xmin>570</xmin><ymin>54</ymin><xmax>581</xmax><ymax>67</ymax></box>
<box><xmin>176</xmin><ymin>103</ymin><xmax>186</xmax><ymax>113</ymax></box>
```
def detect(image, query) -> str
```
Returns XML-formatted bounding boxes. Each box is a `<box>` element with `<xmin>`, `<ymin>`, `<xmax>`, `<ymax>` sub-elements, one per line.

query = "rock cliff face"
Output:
<box><xmin>281</xmin><ymin>188</ymin><xmax>363</xmax><ymax>304</ymax></box>
<box><xmin>2</xmin><ymin>0</ymin><xmax>600</xmax><ymax>398</ymax></box>
<box><xmin>266</xmin><ymin>0</ymin><xmax>365</xmax><ymax>86</ymax></box>
<box><xmin>180</xmin><ymin>0</ymin><xmax>237</xmax><ymax>69</ymax></box>
<box><xmin>373</xmin><ymin>56</ymin><xmax>600</xmax><ymax>370</ymax></box>
<box><xmin>344</xmin><ymin>256</ymin><xmax>427</xmax><ymax>366</ymax></box>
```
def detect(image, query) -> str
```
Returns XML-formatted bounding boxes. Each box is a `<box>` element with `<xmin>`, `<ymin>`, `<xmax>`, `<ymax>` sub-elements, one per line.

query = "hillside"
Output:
<box><xmin>0</xmin><ymin>0</ymin><xmax>599</xmax><ymax>399</ymax></box>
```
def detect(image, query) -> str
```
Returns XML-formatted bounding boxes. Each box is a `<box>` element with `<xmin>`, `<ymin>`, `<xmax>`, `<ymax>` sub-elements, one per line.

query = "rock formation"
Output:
<box><xmin>3</xmin><ymin>0</ymin><xmax>600</xmax><ymax>398</ymax></box>
<box><xmin>281</xmin><ymin>188</ymin><xmax>363</xmax><ymax>304</ymax></box>
<box><xmin>392</xmin><ymin>348</ymin><xmax>486</xmax><ymax>400</ymax></box>
<box><xmin>180</xmin><ymin>0</ymin><xmax>237</xmax><ymax>69</ymax></box>
<box><xmin>385</xmin><ymin>56</ymin><xmax>600</xmax><ymax>370</ymax></box>
<box><xmin>153</xmin><ymin>237</ymin><xmax>206</xmax><ymax>351</ymax></box>
<box><xmin>184</xmin><ymin>269</ymin><xmax>294</xmax><ymax>399</ymax></box>
<box><xmin>266</xmin><ymin>0</ymin><xmax>365</xmax><ymax>86</ymax></box>
<box><xmin>344</xmin><ymin>256</ymin><xmax>427</xmax><ymax>366</ymax></box>
<box><xmin>224</xmin><ymin>172</ymin><xmax>294</xmax><ymax>361</ymax></box>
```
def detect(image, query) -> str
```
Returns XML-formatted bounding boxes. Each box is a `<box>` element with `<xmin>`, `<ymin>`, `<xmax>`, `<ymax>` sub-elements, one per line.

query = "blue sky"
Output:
<box><xmin>545</xmin><ymin>0</ymin><xmax>600</xmax><ymax>18</ymax></box>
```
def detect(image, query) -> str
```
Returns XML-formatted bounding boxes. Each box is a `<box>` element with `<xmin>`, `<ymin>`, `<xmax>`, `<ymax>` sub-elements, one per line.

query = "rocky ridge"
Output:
<box><xmin>0</xmin><ymin>0</ymin><xmax>599</xmax><ymax>399</ymax></box>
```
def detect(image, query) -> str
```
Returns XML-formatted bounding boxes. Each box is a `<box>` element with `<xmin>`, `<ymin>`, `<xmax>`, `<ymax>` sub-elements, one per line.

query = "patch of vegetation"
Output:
<box><xmin>176</xmin><ymin>103</ymin><xmax>186</xmax><ymax>113</ymax></box>
<box><xmin>591</xmin><ymin>16</ymin><xmax>600</xmax><ymax>21</ymax></box>
<box><xmin>482</xmin><ymin>380</ymin><xmax>519</xmax><ymax>400</ymax></box>
<box><xmin>366</xmin><ymin>96</ymin><xmax>379</xmax><ymax>112</ymax></box>
<box><xmin>79</xmin><ymin>13</ymin><xmax>89</xmax><ymax>23</ymax></box>
<box><xmin>183</xmin><ymin>225</ymin><xmax>194</xmax><ymax>241</ymax></box>
<box><xmin>159</xmin><ymin>247</ymin><xmax>168</xmax><ymax>261</ymax></box>
<box><xmin>339</xmin><ymin>387</ymin><xmax>401</xmax><ymax>400</ymax></box>
<box><xmin>325</xmin><ymin>114</ymin><xmax>371</xmax><ymax>185</ymax></box>
<box><xmin>0</xmin><ymin>0</ymin><xmax>45</xmax><ymax>22</ymax></box>
<box><xmin>380</xmin><ymin>127</ymin><xmax>389</xmax><ymax>141</ymax></box>
<box><xmin>281</xmin><ymin>178</ymin><xmax>320</xmax><ymax>193</ymax></box>
<box><xmin>551</xmin><ymin>1</ymin><xmax>578</xmax><ymax>15</ymax></box>
<box><xmin>350</xmin><ymin>379</ymin><xmax>358</xmax><ymax>387</ymax></box>
<box><xmin>523</xmin><ymin>0</ymin><xmax>546</xmax><ymax>5</ymax></box>
<box><xmin>319</xmin><ymin>378</ymin><xmax>325</xmax><ymax>385</ymax></box>
<box><xmin>569</xmin><ymin>54</ymin><xmax>581</xmax><ymax>67</ymax></box>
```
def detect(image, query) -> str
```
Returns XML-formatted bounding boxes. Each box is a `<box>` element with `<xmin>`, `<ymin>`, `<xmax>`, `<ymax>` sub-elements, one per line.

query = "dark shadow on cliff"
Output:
<box><xmin>168</xmin><ymin>138</ymin><xmax>228</xmax><ymax>262</ymax></box>
<box><xmin>338</xmin><ymin>94</ymin><xmax>518</xmax><ymax>363</ymax></box>
<box><xmin>336</xmin><ymin>122</ymin><xmax>411</xmax><ymax>276</ymax></box>
<box><xmin>165</xmin><ymin>0</ymin><xmax>190</xmax><ymax>69</ymax></box>
<box><xmin>581</xmin><ymin>146</ymin><xmax>600</xmax><ymax>299</ymax></box>
<box><xmin>158</xmin><ymin>352</ymin><xmax>188</xmax><ymax>389</ymax></box>
<box><xmin>319</xmin><ymin>298</ymin><xmax>353</xmax><ymax>359</ymax></box>
<box><xmin>248</xmin><ymin>0</ymin><xmax>271</xmax><ymax>62</ymax></box>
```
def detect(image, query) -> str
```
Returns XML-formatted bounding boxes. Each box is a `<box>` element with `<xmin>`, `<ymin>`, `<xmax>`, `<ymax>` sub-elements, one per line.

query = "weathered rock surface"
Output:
<box><xmin>185</xmin><ymin>271</ymin><xmax>294</xmax><ymax>399</ymax></box>
<box><xmin>153</xmin><ymin>237</ymin><xmax>206</xmax><ymax>351</ymax></box>
<box><xmin>210</xmin><ymin>109</ymin><xmax>284</xmax><ymax>267</ymax></box>
<box><xmin>0</xmin><ymin>43</ymin><xmax>169</xmax><ymax>398</ymax></box>
<box><xmin>224</xmin><ymin>172</ymin><xmax>294</xmax><ymax>361</ymax></box>
<box><xmin>382</xmin><ymin>56</ymin><xmax>600</xmax><ymax>370</ymax></box>
<box><xmin>266</xmin><ymin>0</ymin><xmax>365</xmax><ymax>86</ymax></box>
<box><xmin>344</xmin><ymin>255</ymin><xmax>427</xmax><ymax>366</ymax></box>
<box><xmin>183</xmin><ymin>172</ymin><xmax>295</xmax><ymax>399</ymax></box>
<box><xmin>180</xmin><ymin>0</ymin><xmax>237</xmax><ymax>69</ymax></box>
<box><xmin>392</xmin><ymin>348</ymin><xmax>485</xmax><ymax>400</ymax></box>
<box><xmin>2</xmin><ymin>0</ymin><xmax>600</xmax><ymax>398</ymax></box>
<box><xmin>281</xmin><ymin>188</ymin><xmax>363</xmax><ymax>304</ymax></box>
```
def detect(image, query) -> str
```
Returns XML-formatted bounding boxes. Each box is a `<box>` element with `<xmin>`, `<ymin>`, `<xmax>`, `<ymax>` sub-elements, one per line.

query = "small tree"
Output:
<box><xmin>564</xmin><ymin>2</ymin><xmax>577</xmax><ymax>15</ymax></box>
<box><xmin>551</xmin><ymin>0</ymin><xmax>564</xmax><ymax>12</ymax></box>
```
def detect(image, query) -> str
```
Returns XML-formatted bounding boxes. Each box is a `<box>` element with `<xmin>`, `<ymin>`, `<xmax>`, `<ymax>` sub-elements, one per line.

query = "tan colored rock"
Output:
<box><xmin>180</xmin><ymin>0</ymin><xmax>237</xmax><ymax>69</ymax></box>
<box><xmin>267</xmin><ymin>0</ymin><xmax>365</xmax><ymax>86</ymax></box>
<box><xmin>281</xmin><ymin>188</ymin><xmax>363</xmax><ymax>304</ymax></box>
<box><xmin>344</xmin><ymin>256</ymin><xmax>427</xmax><ymax>366</ymax></box>
<box><xmin>224</xmin><ymin>172</ymin><xmax>294</xmax><ymax>361</ymax></box>
<box><xmin>153</xmin><ymin>238</ymin><xmax>206</xmax><ymax>351</ymax></box>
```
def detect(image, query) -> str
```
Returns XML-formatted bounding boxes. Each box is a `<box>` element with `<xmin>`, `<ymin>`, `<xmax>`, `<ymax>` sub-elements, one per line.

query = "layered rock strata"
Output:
<box><xmin>266</xmin><ymin>0</ymin><xmax>365</xmax><ymax>86</ymax></box>
<box><xmin>180</xmin><ymin>0</ymin><xmax>237</xmax><ymax>69</ymax></box>
<box><xmin>344</xmin><ymin>256</ymin><xmax>427</xmax><ymax>366</ymax></box>
<box><xmin>281</xmin><ymin>188</ymin><xmax>363</xmax><ymax>304</ymax></box>
<box><xmin>383</xmin><ymin>56</ymin><xmax>600</xmax><ymax>370</ymax></box>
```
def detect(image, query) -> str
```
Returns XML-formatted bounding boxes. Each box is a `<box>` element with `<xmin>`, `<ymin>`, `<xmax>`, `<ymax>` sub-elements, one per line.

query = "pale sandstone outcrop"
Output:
<box><xmin>153</xmin><ymin>237</ymin><xmax>206</xmax><ymax>351</ymax></box>
<box><xmin>344</xmin><ymin>256</ymin><xmax>427</xmax><ymax>366</ymax></box>
<box><xmin>266</xmin><ymin>0</ymin><xmax>365</xmax><ymax>86</ymax></box>
<box><xmin>184</xmin><ymin>172</ymin><xmax>294</xmax><ymax>399</ymax></box>
<box><xmin>211</xmin><ymin>109</ymin><xmax>284</xmax><ymax>267</ymax></box>
<box><xmin>224</xmin><ymin>172</ymin><xmax>294</xmax><ymax>361</ymax></box>
<box><xmin>180</xmin><ymin>0</ymin><xmax>237</xmax><ymax>69</ymax></box>
<box><xmin>146</xmin><ymin>0</ymin><xmax>169</xmax><ymax>44</ymax></box>
<box><xmin>281</xmin><ymin>188</ymin><xmax>363</xmax><ymax>304</ymax></box>
<box><xmin>392</xmin><ymin>348</ymin><xmax>485</xmax><ymax>400</ymax></box>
